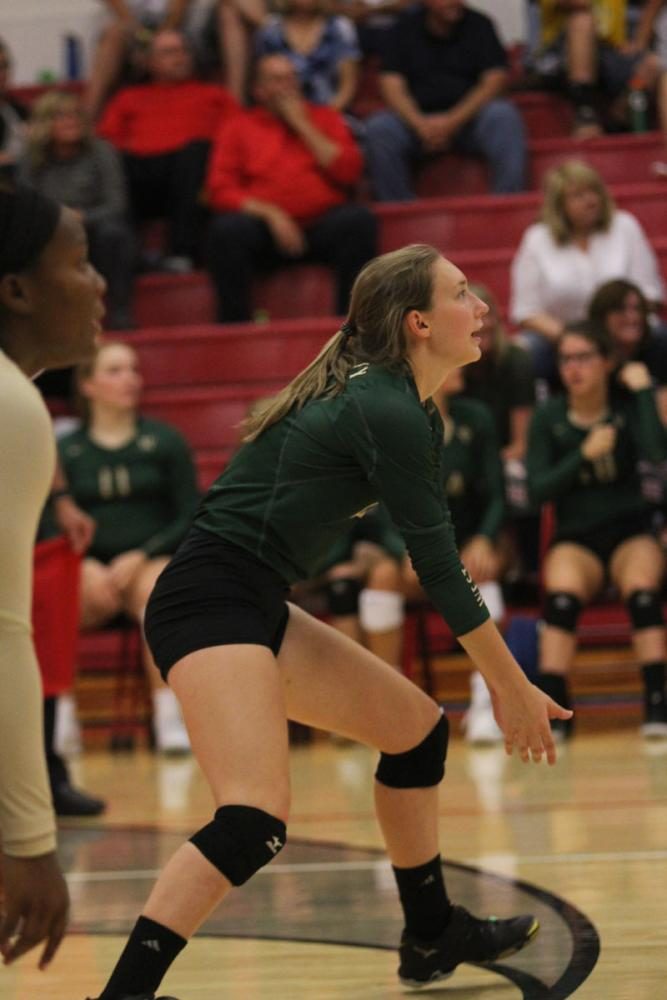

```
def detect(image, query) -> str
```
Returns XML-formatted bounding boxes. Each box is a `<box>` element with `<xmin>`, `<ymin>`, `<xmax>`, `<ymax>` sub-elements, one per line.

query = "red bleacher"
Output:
<box><xmin>120</xmin><ymin>318</ymin><xmax>334</xmax><ymax>388</ymax></box>
<box><xmin>131</xmin><ymin>176</ymin><xmax>667</xmax><ymax>326</ymax></box>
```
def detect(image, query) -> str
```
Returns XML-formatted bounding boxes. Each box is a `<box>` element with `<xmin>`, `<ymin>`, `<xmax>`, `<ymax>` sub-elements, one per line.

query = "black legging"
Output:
<box><xmin>43</xmin><ymin>695</ymin><xmax>69</xmax><ymax>792</ymax></box>
<box><xmin>207</xmin><ymin>203</ymin><xmax>378</xmax><ymax>322</ymax></box>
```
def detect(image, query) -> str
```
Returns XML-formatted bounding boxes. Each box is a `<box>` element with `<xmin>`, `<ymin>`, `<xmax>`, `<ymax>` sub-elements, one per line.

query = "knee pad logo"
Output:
<box><xmin>266</xmin><ymin>835</ymin><xmax>284</xmax><ymax>855</ymax></box>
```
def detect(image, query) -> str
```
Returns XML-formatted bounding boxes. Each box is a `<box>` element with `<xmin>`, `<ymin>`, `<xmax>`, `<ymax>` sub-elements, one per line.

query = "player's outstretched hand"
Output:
<box><xmin>491</xmin><ymin>682</ymin><xmax>573</xmax><ymax>767</ymax></box>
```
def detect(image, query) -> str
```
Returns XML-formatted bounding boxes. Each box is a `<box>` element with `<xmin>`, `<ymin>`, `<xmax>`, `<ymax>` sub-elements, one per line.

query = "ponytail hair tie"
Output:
<box><xmin>340</xmin><ymin>320</ymin><xmax>356</xmax><ymax>342</ymax></box>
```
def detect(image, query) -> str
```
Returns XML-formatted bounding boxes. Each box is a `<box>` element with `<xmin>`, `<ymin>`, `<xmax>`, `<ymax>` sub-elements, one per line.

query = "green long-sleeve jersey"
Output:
<box><xmin>526</xmin><ymin>388</ymin><xmax>667</xmax><ymax>536</ymax></box>
<box><xmin>196</xmin><ymin>363</ymin><xmax>489</xmax><ymax>637</ymax></box>
<box><xmin>443</xmin><ymin>397</ymin><xmax>505</xmax><ymax>544</ymax></box>
<box><xmin>58</xmin><ymin>416</ymin><xmax>200</xmax><ymax>562</ymax></box>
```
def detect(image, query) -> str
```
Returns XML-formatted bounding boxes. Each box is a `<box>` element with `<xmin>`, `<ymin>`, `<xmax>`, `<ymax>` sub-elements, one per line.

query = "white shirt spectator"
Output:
<box><xmin>510</xmin><ymin>210</ymin><xmax>664</xmax><ymax>326</ymax></box>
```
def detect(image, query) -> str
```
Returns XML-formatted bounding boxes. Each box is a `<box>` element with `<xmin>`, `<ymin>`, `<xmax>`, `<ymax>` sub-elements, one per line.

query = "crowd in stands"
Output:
<box><xmin>5</xmin><ymin>2</ymin><xmax>667</xmax><ymax>328</ymax></box>
<box><xmin>4</xmin><ymin>1</ymin><xmax>667</xmax><ymax>784</ymax></box>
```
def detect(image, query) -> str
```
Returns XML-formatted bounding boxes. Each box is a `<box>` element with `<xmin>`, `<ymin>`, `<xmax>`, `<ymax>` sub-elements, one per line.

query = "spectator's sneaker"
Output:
<box><xmin>463</xmin><ymin>703</ymin><xmax>503</xmax><ymax>745</ymax></box>
<box><xmin>398</xmin><ymin>904</ymin><xmax>539</xmax><ymax>988</ymax></box>
<box><xmin>153</xmin><ymin>688</ymin><xmax>191</xmax><ymax>755</ymax></box>
<box><xmin>52</xmin><ymin>782</ymin><xmax>106</xmax><ymax>817</ymax></box>
<box><xmin>641</xmin><ymin>699</ymin><xmax>667</xmax><ymax>739</ymax></box>
<box><xmin>463</xmin><ymin>671</ymin><xmax>503</xmax><ymax>745</ymax></box>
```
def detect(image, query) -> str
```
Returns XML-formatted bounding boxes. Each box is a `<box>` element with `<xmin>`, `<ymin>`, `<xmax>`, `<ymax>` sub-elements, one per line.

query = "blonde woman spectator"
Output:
<box><xmin>510</xmin><ymin>160</ymin><xmax>664</xmax><ymax>383</ymax></box>
<box><xmin>18</xmin><ymin>91</ymin><xmax>135</xmax><ymax>330</ymax></box>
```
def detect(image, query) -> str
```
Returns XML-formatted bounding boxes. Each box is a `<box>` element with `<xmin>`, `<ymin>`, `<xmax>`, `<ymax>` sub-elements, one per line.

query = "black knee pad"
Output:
<box><xmin>627</xmin><ymin>589</ymin><xmax>665</xmax><ymax>630</ymax></box>
<box><xmin>375</xmin><ymin>712</ymin><xmax>449</xmax><ymax>789</ymax></box>
<box><xmin>543</xmin><ymin>592</ymin><xmax>582</xmax><ymax>634</ymax></box>
<box><xmin>190</xmin><ymin>804</ymin><xmax>286</xmax><ymax>886</ymax></box>
<box><xmin>324</xmin><ymin>576</ymin><xmax>361</xmax><ymax>616</ymax></box>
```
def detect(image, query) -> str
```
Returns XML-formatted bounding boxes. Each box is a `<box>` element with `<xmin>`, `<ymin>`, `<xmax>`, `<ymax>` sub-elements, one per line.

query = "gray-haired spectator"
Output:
<box><xmin>19</xmin><ymin>90</ymin><xmax>136</xmax><ymax>330</ymax></box>
<box><xmin>0</xmin><ymin>37</ymin><xmax>26</xmax><ymax>178</ymax></box>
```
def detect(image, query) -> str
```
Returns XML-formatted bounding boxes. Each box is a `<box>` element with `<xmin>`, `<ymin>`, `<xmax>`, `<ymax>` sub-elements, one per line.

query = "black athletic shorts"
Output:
<box><xmin>144</xmin><ymin>527</ymin><xmax>291</xmax><ymax>681</ymax></box>
<box><xmin>551</xmin><ymin>511</ymin><xmax>656</xmax><ymax>567</ymax></box>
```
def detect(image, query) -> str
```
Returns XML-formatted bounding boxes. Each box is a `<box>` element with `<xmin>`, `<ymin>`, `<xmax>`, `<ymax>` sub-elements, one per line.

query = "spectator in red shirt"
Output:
<box><xmin>99</xmin><ymin>28</ymin><xmax>238</xmax><ymax>271</ymax></box>
<box><xmin>205</xmin><ymin>52</ymin><xmax>377</xmax><ymax>322</ymax></box>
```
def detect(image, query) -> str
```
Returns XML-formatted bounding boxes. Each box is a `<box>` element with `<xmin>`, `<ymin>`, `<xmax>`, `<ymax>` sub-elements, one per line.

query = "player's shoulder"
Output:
<box><xmin>342</xmin><ymin>363</ymin><xmax>434</xmax><ymax>440</ymax></box>
<box><xmin>345</xmin><ymin>362</ymin><xmax>416</xmax><ymax>399</ymax></box>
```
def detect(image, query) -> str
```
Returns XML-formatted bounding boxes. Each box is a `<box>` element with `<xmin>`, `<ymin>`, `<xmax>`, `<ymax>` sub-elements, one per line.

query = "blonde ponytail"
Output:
<box><xmin>242</xmin><ymin>244</ymin><xmax>441</xmax><ymax>442</ymax></box>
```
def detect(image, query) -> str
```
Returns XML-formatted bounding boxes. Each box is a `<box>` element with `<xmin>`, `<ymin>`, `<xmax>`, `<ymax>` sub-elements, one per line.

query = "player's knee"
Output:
<box><xmin>190</xmin><ymin>805</ymin><xmax>287</xmax><ymax>886</ymax></box>
<box><xmin>81</xmin><ymin>588</ymin><xmax>123</xmax><ymax>627</ymax></box>
<box><xmin>543</xmin><ymin>591</ymin><xmax>582</xmax><ymax>634</ymax></box>
<box><xmin>324</xmin><ymin>576</ymin><xmax>361</xmax><ymax>616</ymax></box>
<box><xmin>626</xmin><ymin>589</ymin><xmax>664</xmax><ymax>631</ymax></box>
<box><xmin>375</xmin><ymin>711</ymin><xmax>449</xmax><ymax>788</ymax></box>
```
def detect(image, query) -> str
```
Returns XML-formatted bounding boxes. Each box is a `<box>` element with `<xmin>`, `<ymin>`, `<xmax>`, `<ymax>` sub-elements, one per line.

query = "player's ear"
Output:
<box><xmin>405</xmin><ymin>310</ymin><xmax>430</xmax><ymax>339</ymax></box>
<box><xmin>0</xmin><ymin>272</ymin><xmax>33</xmax><ymax>316</ymax></box>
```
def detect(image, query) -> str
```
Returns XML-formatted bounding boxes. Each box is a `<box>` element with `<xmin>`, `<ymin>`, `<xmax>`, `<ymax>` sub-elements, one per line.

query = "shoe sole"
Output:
<box><xmin>398</xmin><ymin>917</ymin><xmax>540</xmax><ymax>990</ymax></box>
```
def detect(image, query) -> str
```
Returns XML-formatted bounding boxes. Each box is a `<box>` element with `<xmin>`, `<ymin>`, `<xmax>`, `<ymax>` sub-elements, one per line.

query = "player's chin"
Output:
<box><xmin>463</xmin><ymin>339</ymin><xmax>482</xmax><ymax>363</ymax></box>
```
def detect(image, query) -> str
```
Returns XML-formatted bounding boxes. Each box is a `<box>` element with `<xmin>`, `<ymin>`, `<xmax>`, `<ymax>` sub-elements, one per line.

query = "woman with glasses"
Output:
<box><xmin>588</xmin><ymin>278</ymin><xmax>667</xmax><ymax>424</ymax></box>
<box><xmin>527</xmin><ymin>322</ymin><xmax>667</xmax><ymax>741</ymax></box>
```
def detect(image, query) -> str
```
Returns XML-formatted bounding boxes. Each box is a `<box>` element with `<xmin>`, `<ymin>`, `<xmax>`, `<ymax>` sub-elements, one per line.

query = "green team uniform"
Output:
<box><xmin>58</xmin><ymin>416</ymin><xmax>200</xmax><ymax>563</ymax></box>
<box><xmin>313</xmin><ymin>502</ymin><xmax>406</xmax><ymax>575</ymax></box>
<box><xmin>442</xmin><ymin>397</ymin><xmax>505</xmax><ymax>545</ymax></box>
<box><xmin>196</xmin><ymin>364</ymin><xmax>489</xmax><ymax>637</ymax></box>
<box><xmin>526</xmin><ymin>388</ymin><xmax>667</xmax><ymax>535</ymax></box>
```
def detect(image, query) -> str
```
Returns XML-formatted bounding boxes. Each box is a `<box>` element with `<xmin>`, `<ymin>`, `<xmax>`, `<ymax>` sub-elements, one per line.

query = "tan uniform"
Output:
<box><xmin>0</xmin><ymin>349</ymin><xmax>57</xmax><ymax>857</ymax></box>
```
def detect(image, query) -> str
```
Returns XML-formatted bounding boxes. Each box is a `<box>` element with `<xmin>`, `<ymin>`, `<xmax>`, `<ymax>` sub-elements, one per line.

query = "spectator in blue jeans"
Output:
<box><xmin>364</xmin><ymin>0</ymin><xmax>526</xmax><ymax>200</ymax></box>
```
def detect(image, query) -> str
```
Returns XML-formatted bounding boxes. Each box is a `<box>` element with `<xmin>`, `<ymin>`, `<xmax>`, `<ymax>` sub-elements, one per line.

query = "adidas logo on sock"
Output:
<box><xmin>420</xmin><ymin>874</ymin><xmax>435</xmax><ymax>887</ymax></box>
<box><xmin>142</xmin><ymin>939</ymin><xmax>161</xmax><ymax>952</ymax></box>
<box><xmin>266</xmin><ymin>836</ymin><xmax>283</xmax><ymax>855</ymax></box>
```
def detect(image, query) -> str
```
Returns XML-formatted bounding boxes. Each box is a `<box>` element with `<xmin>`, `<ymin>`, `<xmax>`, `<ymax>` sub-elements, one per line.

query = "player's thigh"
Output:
<box><xmin>80</xmin><ymin>558</ymin><xmax>122</xmax><ymax>622</ymax></box>
<box><xmin>610</xmin><ymin>535</ymin><xmax>665</xmax><ymax>594</ymax></box>
<box><xmin>168</xmin><ymin>644</ymin><xmax>291</xmax><ymax>818</ymax></box>
<box><xmin>543</xmin><ymin>542</ymin><xmax>604</xmax><ymax>601</ymax></box>
<box><xmin>277</xmin><ymin>602</ymin><xmax>440</xmax><ymax>752</ymax></box>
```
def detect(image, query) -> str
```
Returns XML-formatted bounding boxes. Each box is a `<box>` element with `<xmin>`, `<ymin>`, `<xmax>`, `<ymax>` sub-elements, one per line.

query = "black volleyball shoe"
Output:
<box><xmin>398</xmin><ymin>903</ymin><xmax>539</xmax><ymax>988</ymax></box>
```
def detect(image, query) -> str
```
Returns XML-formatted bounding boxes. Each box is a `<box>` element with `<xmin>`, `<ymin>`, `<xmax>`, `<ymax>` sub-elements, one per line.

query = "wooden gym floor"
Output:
<box><xmin>3</xmin><ymin>711</ymin><xmax>667</xmax><ymax>1000</ymax></box>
